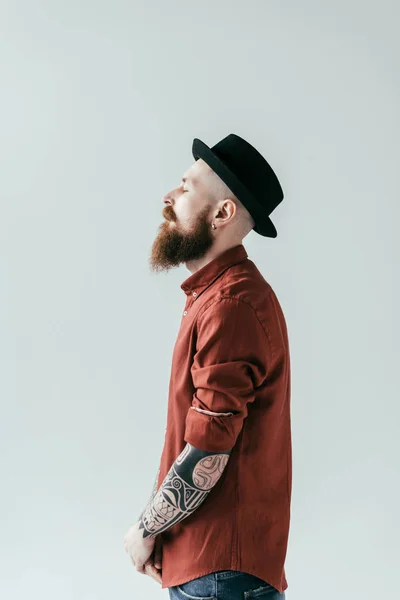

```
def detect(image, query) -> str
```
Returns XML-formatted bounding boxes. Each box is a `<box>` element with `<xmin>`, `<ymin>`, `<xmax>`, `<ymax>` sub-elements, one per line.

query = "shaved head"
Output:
<box><xmin>203</xmin><ymin>166</ymin><xmax>255</xmax><ymax>237</ymax></box>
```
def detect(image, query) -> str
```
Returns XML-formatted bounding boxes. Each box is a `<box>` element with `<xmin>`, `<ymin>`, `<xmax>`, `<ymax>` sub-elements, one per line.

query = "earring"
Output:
<box><xmin>211</xmin><ymin>223</ymin><xmax>216</xmax><ymax>230</ymax></box>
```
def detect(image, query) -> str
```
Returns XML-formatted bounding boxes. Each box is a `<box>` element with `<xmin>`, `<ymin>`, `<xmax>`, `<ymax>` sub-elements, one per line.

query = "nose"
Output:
<box><xmin>163</xmin><ymin>187</ymin><xmax>177</xmax><ymax>205</ymax></box>
<box><xmin>161</xmin><ymin>193</ymin><xmax>175</xmax><ymax>221</ymax></box>
<box><xmin>162</xmin><ymin>195</ymin><xmax>172</xmax><ymax>206</ymax></box>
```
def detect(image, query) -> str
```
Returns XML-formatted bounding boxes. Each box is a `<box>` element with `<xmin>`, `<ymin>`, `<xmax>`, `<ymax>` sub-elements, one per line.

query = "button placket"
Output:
<box><xmin>183</xmin><ymin>290</ymin><xmax>198</xmax><ymax>316</ymax></box>
<box><xmin>183</xmin><ymin>296</ymin><xmax>190</xmax><ymax>316</ymax></box>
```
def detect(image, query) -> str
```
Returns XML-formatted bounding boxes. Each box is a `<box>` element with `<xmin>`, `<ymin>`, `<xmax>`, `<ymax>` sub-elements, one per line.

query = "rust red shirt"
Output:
<box><xmin>157</xmin><ymin>243</ymin><xmax>292</xmax><ymax>593</ymax></box>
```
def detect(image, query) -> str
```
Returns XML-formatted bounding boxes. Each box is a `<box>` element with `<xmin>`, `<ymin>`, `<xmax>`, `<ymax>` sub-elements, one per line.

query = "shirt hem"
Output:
<box><xmin>161</xmin><ymin>566</ymin><xmax>288</xmax><ymax>594</ymax></box>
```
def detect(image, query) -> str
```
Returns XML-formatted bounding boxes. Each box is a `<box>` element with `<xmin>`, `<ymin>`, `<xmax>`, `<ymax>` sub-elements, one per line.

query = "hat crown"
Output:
<box><xmin>212</xmin><ymin>134</ymin><xmax>283</xmax><ymax>212</ymax></box>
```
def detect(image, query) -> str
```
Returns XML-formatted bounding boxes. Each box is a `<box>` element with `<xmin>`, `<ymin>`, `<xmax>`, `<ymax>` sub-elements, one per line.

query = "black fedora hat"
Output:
<box><xmin>192</xmin><ymin>133</ymin><xmax>284</xmax><ymax>238</ymax></box>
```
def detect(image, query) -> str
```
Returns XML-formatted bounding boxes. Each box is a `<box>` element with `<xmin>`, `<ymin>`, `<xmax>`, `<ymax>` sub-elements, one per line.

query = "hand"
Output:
<box><xmin>143</xmin><ymin>535</ymin><xmax>163</xmax><ymax>584</ymax></box>
<box><xmin>124</xmin><ymin>521</ymin><xmax>159</xmax><ymax>578</ymax></box>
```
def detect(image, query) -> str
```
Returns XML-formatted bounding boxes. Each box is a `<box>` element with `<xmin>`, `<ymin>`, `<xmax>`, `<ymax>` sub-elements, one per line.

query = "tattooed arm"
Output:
<box><xmin>137</xmin><ymin>441</ymin><xmax>232</xmax><ymax>539</ymax></box>
<box><xmin>137</xmin><ymin>466</ymin><xmax>160</xmax><ymax>523</ymax></box>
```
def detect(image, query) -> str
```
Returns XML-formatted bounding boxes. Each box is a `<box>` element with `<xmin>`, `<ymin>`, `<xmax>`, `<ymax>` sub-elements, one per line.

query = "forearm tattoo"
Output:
<box><xmin>138</xmin><ymin>443</ymin><xmax>231</xmax><ymax>538</ymax></box>
<box><xmin>137</xmin><ymin>467</ymin><xmax>161</xmax><ymax>522</ymax></box>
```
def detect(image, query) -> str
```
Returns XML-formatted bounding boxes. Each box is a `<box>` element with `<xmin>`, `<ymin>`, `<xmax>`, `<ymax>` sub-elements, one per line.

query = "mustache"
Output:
<box><xmin>163</xmin><ymin>207</ymin><xmax>176</xmax><ymax>221</ymax></box>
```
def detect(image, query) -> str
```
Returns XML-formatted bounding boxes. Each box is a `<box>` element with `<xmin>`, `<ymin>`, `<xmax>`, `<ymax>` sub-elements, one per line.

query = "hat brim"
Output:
<box><xmin>192</xmin><ymin>137</ymin><xmax>277</xmax><ymax>238</ymax></box>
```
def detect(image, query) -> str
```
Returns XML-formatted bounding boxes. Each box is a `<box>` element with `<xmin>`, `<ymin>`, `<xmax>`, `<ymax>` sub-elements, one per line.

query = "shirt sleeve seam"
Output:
<box><xmin>196</xmin><ymin>295</ymin><xmax>273</xmax><ymax>358</ymax></box>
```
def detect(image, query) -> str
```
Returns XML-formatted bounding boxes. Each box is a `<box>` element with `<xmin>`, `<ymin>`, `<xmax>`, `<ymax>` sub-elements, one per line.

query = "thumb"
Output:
<box><xmin>154</xmin><ymin>535</ymin><xmax>163</xmax><ymax>569</ymax></box>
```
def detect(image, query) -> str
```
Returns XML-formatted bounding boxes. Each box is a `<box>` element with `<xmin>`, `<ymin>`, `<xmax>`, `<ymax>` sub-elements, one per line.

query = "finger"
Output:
<box><xmin>146</xmin><ymin>565</ymin><xmax>161</xmax><ymax>582</ymax></box>
<box><xmin>154</xmin><ymin>537</ymin><xmax>163</xmax><ymax>569</ymax></box>
<box><xmin>134</xmin><ymin>561</ymin><xmax>145</xmax><ymax>574</ymax></box>
<box><xmin>145</xmin><ymin>563</ymin><xmax>162</xmax><ymax>584</ymax></box>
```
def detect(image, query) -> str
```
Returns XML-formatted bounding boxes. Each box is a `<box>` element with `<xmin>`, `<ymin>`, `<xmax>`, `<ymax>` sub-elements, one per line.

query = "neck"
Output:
<box><xmin>184</xmin><ymin>240</ymin><xmax>243</xmax><ymax>275</ymax></box>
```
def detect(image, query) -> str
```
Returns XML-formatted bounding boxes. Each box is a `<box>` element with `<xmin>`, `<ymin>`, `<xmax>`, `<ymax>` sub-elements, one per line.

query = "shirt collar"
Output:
<box><xmin>180</xmin><ymin>244</ymin><xmax>248</xmax><ymax>297</ymax></box>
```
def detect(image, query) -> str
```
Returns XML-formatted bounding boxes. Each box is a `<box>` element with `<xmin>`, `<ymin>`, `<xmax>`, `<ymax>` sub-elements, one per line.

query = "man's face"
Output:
<box><xmin>149</xmin><ymin>159</ymin><xmax>216</xmax><ymax>272</ymax></box>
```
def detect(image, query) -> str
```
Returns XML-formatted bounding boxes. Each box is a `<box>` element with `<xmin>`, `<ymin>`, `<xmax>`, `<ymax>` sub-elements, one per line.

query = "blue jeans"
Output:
<box><xmin>168</xmin><ymin>570</ymin><xmax>286</xmax><ymax>599</ymax></box>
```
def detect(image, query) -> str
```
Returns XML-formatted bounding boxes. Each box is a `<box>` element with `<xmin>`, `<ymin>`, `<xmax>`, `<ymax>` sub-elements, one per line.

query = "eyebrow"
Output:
<box><xmin>181</xmin><ymin>176</ymin><xmax>194</xmax><ymax>185</ymax></box>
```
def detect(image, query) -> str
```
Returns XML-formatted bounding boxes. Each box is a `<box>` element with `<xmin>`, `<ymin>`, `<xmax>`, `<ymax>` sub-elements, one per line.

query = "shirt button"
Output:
<box><xmin>183</xmin><ymin>310</ymin><xmax>187</xmax><ymax>316</ymax></box>
<box><xmin>192</xmin><ymin>292</ymin><xmax>197</xmax><ymax>297</ymax></box>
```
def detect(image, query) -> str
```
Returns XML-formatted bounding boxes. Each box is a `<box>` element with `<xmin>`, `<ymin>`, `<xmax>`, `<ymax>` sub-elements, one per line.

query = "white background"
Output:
<box><xmin>1</xmin><ymin>1</ymin><xmax>399</xmax><ymax>598</ymax></box>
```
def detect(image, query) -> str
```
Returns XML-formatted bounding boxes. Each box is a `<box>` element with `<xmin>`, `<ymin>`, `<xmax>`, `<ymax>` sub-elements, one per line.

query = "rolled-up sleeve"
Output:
<box><xmin>184</xmin><ymin>297</ymin><xmax>270</xmax><ymax>452</ymax></box>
